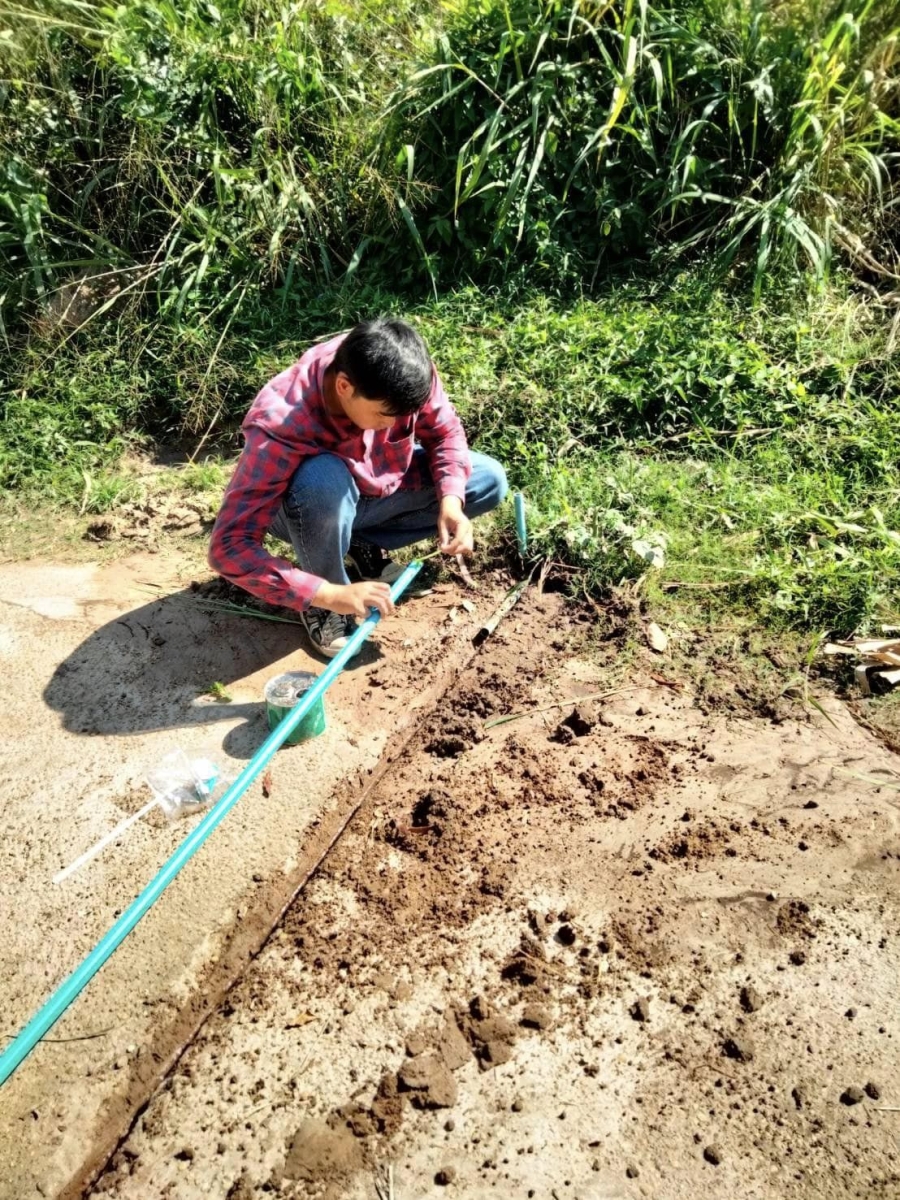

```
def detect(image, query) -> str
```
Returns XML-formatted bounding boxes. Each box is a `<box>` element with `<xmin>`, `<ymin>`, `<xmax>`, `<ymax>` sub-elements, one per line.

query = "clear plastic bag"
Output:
<box><xmin>146</xmin><ymin>748</ymin><xmax>225</xmax><ymax>821</ymax></box>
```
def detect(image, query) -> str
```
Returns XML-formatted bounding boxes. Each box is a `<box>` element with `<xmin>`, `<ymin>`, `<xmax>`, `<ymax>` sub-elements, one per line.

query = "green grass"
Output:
<box><xmin>2</xmin><ymin>0</ymin><xmax>897</xmax><ymax>341</ymax></box>
<box><xmin>398</xmin><ymin>276</ymin><xmax>899</xmax><ymax>633</ymax></box>
<box><xmin>3</xmin><ymin>270</ymin><xmax>896</xmax><ymax>637</ymax></box>
<box><xmin>1</xmin><ymin>0</ymin><xmax>897</xmax><ymax>720</ymax></box>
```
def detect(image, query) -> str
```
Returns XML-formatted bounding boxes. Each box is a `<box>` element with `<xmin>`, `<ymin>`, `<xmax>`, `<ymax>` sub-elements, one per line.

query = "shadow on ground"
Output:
<box><xmin>43</xmin><ymin>588</ymin><xmax>381</xmax><ymax>758</ymax></box>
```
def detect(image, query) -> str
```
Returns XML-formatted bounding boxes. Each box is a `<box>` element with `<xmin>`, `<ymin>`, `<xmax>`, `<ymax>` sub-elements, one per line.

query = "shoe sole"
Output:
<box><xmin>300</xmin><ymin>615</ymin><xmax>361</xmax><ymax>660</ymax></box>
<box><xmin>311</xmin><ymin>640</ymin><xmax>361</xmax><ymax>660</ymax></box>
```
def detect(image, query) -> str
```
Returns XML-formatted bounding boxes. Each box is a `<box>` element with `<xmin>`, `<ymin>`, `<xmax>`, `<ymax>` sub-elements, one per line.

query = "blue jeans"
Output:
<box><xmin>269</xmin><ymin>449</ymin><xmax>508</xmax><ymax>591</ymax></box>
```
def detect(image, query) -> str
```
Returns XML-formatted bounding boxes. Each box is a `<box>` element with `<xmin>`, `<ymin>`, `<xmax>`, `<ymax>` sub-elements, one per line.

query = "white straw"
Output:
<box><xmin>53</xmin><ymin>796</ymin><xmax>160</xmax><ymax>884</ymax></box>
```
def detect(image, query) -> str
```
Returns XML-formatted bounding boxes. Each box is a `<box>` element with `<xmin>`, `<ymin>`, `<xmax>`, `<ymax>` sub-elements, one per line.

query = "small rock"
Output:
<box><xmin>521</xmin><ymin>1004</ymin><xmax>553</xmax><ymax>1031</ymax></box>
<box><xmin>739</xmin><ymin>985</ymin><xmax>763</xmax><ymax>1014</ymax></box>
<box><xmin>803</xmin><ymin>800</ymin><xmax>819</xmax><ymax>809</ymax></box>
<box><xmin>788</xmin><ymin>950</ymin><xmax>806</xmax><ymax>966</ymax></box>
<box><xmin>335</xmin><ymin>1102</ymin><xmax>375</xmax><ymax>1139</ymax></box>
<box><xmin>438</xmin><ymin>1018</ymin><xmax>471</xmax><ymax>1072</ymax></box>
<box><xmin>469</xmin><ymin>995</ymin><xmax>491</xmax><ymax>1022</ymax></box>
<box><xmin>864</xmin><ymin>1082</ymin><xmax>881</xmax><ymax>1101</ymax></box>
<box><xmin>703</xmin><ymin>1145</ymin><xmax>722</xmax><ymax>1166</ymax></box>
<box><xmin>840</xmin><ymin>1086</ymin><xmax>865</xmax><ymax>1106</ymax></box>
<box><xmin>552</xmin><ymin>722</ymin><xmax>576</xmax><ymax>745</ymax></box>
<box><xmin>444</xmin><ymin>1118</ymin><xmax>456</xmax><ymax>1132</ymax></box>
<box><xmin>397</xmin><ymin>1054</ymin><xmax>457</xmax><ymax>1109</ymax></box>
<box><xmin>556</xmin><ymin>923</ymin><xmax>577</xmax><ymax>947</ymax></box>
<box><xmin>174</xmin><ymin>1148</ymin><xmax>194</xmax><ymax>1162</ymax></box>
<box><xmin>722</xmin><ymin>1036</ymin><xmax>754</xmax><ymax>1063</ymax></box>
<box><xmin>284</xmin><ymin>1123</ymin><xmax>363</xmax><ymax>1183</ymax></box>
<box><xmin>511</xmin><ymin>1098</ymin><xmax>524</xmax><ymax>1113</ymax></box>
<box><xmin>435</xmin><ymin>1166</ymin><xmax>457</xmax><ymax>1186</ymax></box>
<box><xmin>482</xmin><ymin>1039</ymin><xmax>513</xmax><ymax>1066</ymax></box>
<box><xmin>468</xmin><ymin>1014</ymin><xmax>517</xmax><ymax>1070</ymax></box>
<box><xmin>845</xmin><ymin>1007</ymin><xmax>857</xmax><ymax>1020</ymax></box>
<box><xmin>630</xmin><ymin>997</ymin><xmax>650</xmax><ymax>1023</ymax></box>
<box><xmin>405</xmin><ymin>1032</ymin><xmax>429</xmax><ymax>1058</ymax></box>
<box><xmin>626</xmin><ymin>1164</ymin><xmax>640</xmax><ymax>1179</ymax></box>
<box><xmin>562</xmin><ymin>704</ymin><xmax>596</xmax><ymax>737</ymax></box>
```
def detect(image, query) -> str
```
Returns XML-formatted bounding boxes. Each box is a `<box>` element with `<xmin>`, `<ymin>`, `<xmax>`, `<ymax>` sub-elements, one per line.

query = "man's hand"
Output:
<box><xmin>314</xmin><ymin>580</ymin><xmax>395</xmax><ymax>619</ymax></box>
<box><xmin>438</xmin><ymin>495</ymin><xmax>474</xmax><ymax>556</ymax></box>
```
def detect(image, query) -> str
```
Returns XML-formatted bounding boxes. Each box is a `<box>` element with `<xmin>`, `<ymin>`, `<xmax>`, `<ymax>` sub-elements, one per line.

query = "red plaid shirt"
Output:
<box><xmin>208</xmin><ymin>334</ymin><xmax>471</xmax><ymax>610</ymax></box>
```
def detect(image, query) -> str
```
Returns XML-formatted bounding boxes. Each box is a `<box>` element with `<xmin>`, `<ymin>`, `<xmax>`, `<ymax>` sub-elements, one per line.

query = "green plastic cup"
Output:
<box><xmin>264</xmin><ymin>670</ymin><xmax>326</xmax><ymax>746</ymax></box>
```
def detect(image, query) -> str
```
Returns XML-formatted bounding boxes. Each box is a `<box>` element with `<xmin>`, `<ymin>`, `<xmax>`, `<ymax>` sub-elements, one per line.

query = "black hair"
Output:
<box><xmin>331</xmin><ymin>317</ymin><xmax>433</xmax><ymax>416</ymax></box>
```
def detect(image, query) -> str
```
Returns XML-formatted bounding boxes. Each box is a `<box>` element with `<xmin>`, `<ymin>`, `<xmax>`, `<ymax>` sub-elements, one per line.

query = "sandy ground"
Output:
<box><xmin>0</xmin><ymin>549</ymin><xmax>501</xmax><ymax>1199</ymax></box>
<box><xmin>87</xmin><ymin>591</ymin><xmax>900</xmax><ymax>1200</ymax></box>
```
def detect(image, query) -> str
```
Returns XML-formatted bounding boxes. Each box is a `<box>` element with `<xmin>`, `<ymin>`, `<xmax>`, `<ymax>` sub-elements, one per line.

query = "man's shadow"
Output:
<box><xmin>43</xmin><ymin>586</ymin><xmax>381</xmax><ymax>760</ymax></box>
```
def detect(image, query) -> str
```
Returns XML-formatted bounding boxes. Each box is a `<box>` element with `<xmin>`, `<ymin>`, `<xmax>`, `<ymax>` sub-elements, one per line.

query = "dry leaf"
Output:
<box><xmin>649</xmin><ymin>673</ymin><xmax>682</xmax><ymax>691</ymax></box>
<box><xmin>456</xmin><ymin>554</ymin><xmax>478</xmax><ymax>590</ymax></box>
<box><xmin>285</xmin><ymin>1012</ymin><xmax>315</xmax><ymax>1029</ymax></box>
<box><xmin>824</xmin><ymin>635</ymin><xmax>900</xmax><ymax>693</ymax></box>
<box><xmin>262</xmin><ymin>769</ymin><xmax>273</xmax><ymax>798</ymax></box>
<box><xmin>646</xmin><ymin>622</ymin><xmax>668</xmax><ymax>653</ymax></box>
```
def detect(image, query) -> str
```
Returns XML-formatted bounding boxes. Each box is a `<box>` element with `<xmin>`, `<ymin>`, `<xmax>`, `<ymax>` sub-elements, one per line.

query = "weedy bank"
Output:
<box><xmin>1</xmin><ymin>0</ymin><xmax>898</xmax><ymax>656</ymax></box>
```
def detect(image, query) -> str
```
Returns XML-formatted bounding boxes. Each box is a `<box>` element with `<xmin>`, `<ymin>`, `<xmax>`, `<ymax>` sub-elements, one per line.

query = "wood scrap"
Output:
<box><xmin>823</xmin><ymin>635</ymin><xmax>900</xmax><ymax>694</ymax></box>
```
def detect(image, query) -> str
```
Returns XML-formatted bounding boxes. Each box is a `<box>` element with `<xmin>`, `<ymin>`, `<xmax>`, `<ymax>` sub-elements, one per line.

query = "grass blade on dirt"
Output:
<box><xmin>484</xmin><ymin>687</ymin><xmax>639</xmax><ymax>730</ymax></box>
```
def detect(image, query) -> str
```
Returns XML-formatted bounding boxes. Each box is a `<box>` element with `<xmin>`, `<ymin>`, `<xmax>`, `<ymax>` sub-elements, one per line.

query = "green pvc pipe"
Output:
<box><xmin>514</xmin><ymin>492</ymin><xmax>527</xmax><ymax>555</ymax></box>
<box><xmin>0</xmin><ymin>560</ymin><xmax>423</xmax><ymax>1088</ymax></box>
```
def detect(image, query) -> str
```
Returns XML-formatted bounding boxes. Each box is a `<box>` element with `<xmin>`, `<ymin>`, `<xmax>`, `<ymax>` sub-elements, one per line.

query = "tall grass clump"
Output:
<box><xmin>2</xmin><ymin>0</ymin><xmax>897</xmax><ymax>341</ymax></box>
<box><xmin>0</xmin><ymin>0</ymin><xmax>429</xmax><ymax>341</ymax></box>
<box><xmin>386</xmin><ymin>0</ymin><xmax>900</xmax><ymax>288</ymax></box>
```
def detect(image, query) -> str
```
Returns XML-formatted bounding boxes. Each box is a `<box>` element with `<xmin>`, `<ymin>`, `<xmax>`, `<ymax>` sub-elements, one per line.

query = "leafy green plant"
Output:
<box><xmin>385</xmin><ymin>0</ymin><xmax>899</xmax><ymax>286</ymax></box>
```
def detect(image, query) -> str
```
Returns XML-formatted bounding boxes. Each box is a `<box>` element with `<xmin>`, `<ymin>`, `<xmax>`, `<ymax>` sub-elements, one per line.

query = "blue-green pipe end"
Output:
<box><xmin>514</xmin><ymin>492</ymin><xmax>527</xmax><ymax>555</ymax></box>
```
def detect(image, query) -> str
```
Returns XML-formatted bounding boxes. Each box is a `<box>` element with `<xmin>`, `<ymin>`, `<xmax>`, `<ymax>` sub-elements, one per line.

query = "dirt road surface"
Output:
<box><xmin>84</xmin><ymin>591</ymin><xmax>900</xmax><ymax>1200</ymax></box>
<box><xmin>0</xmin><ymin>551</ymin><xmax>499</xmax><ymax>1198</ymax></box>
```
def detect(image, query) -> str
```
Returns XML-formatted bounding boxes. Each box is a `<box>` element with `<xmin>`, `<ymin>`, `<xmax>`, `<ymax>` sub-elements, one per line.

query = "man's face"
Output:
<box><xmin>335</xmin><ymin>371</ymin><xmax>397</xmax><ymax>431</ymax></box>
<box><xmin>342</xmin><ymin>393</ymin><xmax>397</xmax><ymax>431</ymax></box>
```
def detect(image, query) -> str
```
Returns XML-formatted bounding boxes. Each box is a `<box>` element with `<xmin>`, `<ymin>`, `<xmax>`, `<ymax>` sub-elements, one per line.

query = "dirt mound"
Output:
<box><xmin>282</xmin><ymin>1121</ymin><xmax>365</xmax><ymax>1184</ymax></box>
<box><xmin>651</xmin><ymin>816</ymin><xmax>742</xmax><ymax>863</ymax></box>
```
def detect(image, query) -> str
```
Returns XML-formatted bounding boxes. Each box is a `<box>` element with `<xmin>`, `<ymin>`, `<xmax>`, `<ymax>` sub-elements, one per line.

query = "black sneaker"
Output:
<box><xmin>346</xmin><ymin>538</ymin><xmax>434</xmax><ymax>597</ymax></box>
<box><xmin>301</xmin><ymin>606</ymin><xmax>359</xmax><ymax>659</ymax></box>
<box><xmin>346</xmin><ymin>538</ymin><xmax>405</xmax><ymax>584</ymax></box>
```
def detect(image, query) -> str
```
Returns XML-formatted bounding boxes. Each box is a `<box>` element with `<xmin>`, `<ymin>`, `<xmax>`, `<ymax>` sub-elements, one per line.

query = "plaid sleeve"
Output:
<box><xmin>208</xmin><ymin>424</ymin><xmax>323</xmax><ymax>610</ymax></box>
<box><xmin>415</xmin><ymin>367</ymin><xmax>472</xmax><ymax>502</ymax></box>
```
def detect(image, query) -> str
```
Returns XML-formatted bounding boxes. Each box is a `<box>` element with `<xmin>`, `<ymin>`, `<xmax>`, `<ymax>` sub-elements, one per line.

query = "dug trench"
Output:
<box><xmin>89</xmin><ymin>589</ymin><xmax>900</xmax><ymax>1199</ymax></box>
